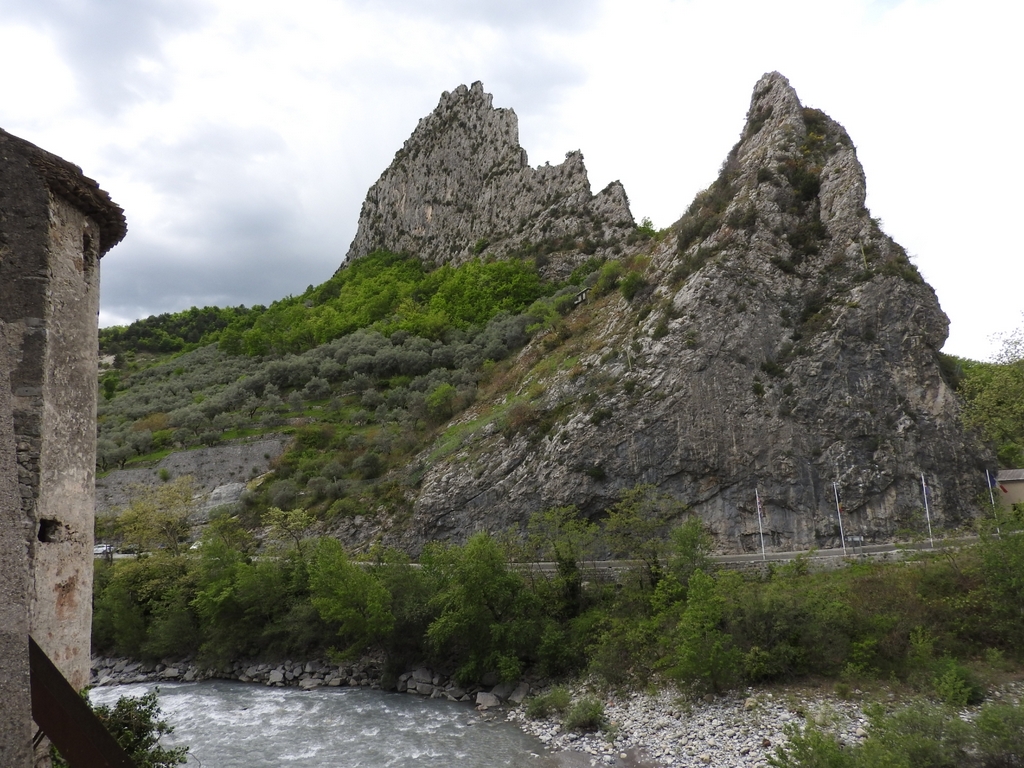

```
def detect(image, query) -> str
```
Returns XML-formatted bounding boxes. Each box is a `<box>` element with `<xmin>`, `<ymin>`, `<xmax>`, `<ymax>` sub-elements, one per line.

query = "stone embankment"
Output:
<box><xmin>90</xmin><ymin>656</ymin><xmax>530</xmax><ymax>706</ymax></box>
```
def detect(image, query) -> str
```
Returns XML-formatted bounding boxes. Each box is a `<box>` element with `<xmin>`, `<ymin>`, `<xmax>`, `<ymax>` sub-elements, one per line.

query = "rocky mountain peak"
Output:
<box><xmin>345</xmin><ymin>82</ymin><xmax>634</xmax><ymax>274</ymax></box>
<box><xmin>396</xmin><ymin>73</ymin><xmax>988</xmax><ymax>556</ymax></box>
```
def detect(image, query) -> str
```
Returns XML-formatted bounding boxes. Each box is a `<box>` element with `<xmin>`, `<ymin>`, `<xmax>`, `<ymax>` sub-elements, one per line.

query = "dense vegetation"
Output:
<box><xmin>94</xmin><ymin>249</ymin><xmax>641</xmax><ymax>528</ymax></box>
<box><xmin>92</xmin><ymin>247</ymin><xmax>1024</xmax><ymax>767</ymax></box>
<box><xmin>99</xmin><ymin>250</ymin><xmax>559</xmax><ymax>358</ymax></box>
<box><xmin>771</xmin><ymin>698</ymin><xmax>1024</xmax><ymax>768</ymax></box>
<box><xmin>953</xmin><ymin>324</ymin><xmax>1024</xmax><ymax>467</ymax></box>
<box><xmin>94</xmin><ymin>482</ymin><xmax>1024</xmax><ymax>700</ymax></box>
<box><xmin>52</xmin><ymin>691</ymin><xmax>187</xmax><ymax>768</ymax></box>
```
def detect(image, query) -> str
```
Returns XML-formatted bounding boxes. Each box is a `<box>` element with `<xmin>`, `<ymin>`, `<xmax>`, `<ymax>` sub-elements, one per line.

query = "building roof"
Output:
<box><xmin>0</xmin><ymin>128</ymin><xmax>127</xmax><ymax>255</ymax></box>
<box><xmin>996</xmin><ymin>469</ymin><xmax>1024</xmax><ymax>482</ymax></box>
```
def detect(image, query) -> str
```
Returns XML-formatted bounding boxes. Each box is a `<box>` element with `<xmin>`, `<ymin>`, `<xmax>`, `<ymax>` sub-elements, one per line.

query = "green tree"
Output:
<box><xmin>527</xmin><ymin>505</ymin><xmax>598</xmax><ymax>619</ymax></box>
<box><xmin>602</xmin><ymin>484</ymin><xmax>686</xmax><ymax>588</ymax></box>
<box><xmin>422</xmin><ymin>532</ymin><xmax>542</xmax><ymax>683</ymax></box>
<box><xmin>308</xmin><ymin>538</ymin><xmax>395</xmax><ymax>658</ymax></box>
<box><xmin>667</xmin><ymin>569</ymin><xmax>741</xmax><ymax>692</ymax></box>
<box><xmin>265</xmin><ymin>506</ymin><xmax>315</xmax><ymax>558</ymax></box>
<box><xmin>666</xmin><ymin>516</ymin><xmax>714</xmax><ymax>593</ymax></box>
<box><xmin>192</xmin><ymin>537</ymin><xmax>325</xmax><ymax>662</ymax></box>
<box><xmin>977</xmin><ymin>511</ymin><xmax>1024</xmax><ymax>647</ymax></box>
<box><xmin>424</xmin><ymin>382</ymin><xmax>457</xmax><ymax>420</ymax></box>
<box><xmin>92</xmin><ymin>555</ymin><xmax>199</xmax><ymax>660</ymax></box>
<box><xmin>958</xmin><ymin>321</ymin><xmax>1024</xmax><ymax>466</ymax></box>
<box><xmin>52</xmin><ymin>692</ymin><xmax>187</xmax><ymax>768</ymax></box>
<box><xmin>116</xmin><ymin>477</ymin><xmax>199</xmax><ymax>557</ymax></box>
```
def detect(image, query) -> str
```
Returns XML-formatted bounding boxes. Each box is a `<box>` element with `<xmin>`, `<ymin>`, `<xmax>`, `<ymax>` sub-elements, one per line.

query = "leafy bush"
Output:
<box><xmin>53</xmin><ymin>691</ymin><xmax>187</xmax><ymax>768</ymax></box>
<box><xmin>666</xmin><ymin>570</ymin><xmax>741</xmax><ymax>692</ymax></box>
<box><xmin>563</xmin><ymin>696</ymin><xmax>606</xmax><ymax>732</ymax></box>
<box><xmin>619</xmin><ymin>271</ymin><xmax>646</xmax><ymax>301</ymax></box>
<box><xmin>422</xmin><ymin>532</ymin><xmax>542</xmax><ymax>684</ymax></box>
<box><xmin>594</xmin><ymin>260</ymin><xmax>623</xmax><ymax>296</ymax></box>
<box><xmin>772</xmin><ymin>698</ymin><xmax>1024</xmax><ymax>767</ymax></box>
<box><xmin>525</xmin><ymin>686</ymin><xmax>572</xmax><ymax>719</ymax></box>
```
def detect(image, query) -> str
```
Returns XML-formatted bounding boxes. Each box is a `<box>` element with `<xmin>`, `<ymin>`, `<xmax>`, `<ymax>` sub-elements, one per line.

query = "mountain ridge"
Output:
<box><xmin>388</xmin><ymin>71</ymin><xmax>989</xmax><ymax>554</ymax></box>
<box><xmin>345</xmin><ymin>81</ymin><xmax>635</xmax><ymax>278</ymax></box>
<box><xmin>94</xmin><ymin>73</ymin><xmax>994</xmax><ymax>559</ymax></box>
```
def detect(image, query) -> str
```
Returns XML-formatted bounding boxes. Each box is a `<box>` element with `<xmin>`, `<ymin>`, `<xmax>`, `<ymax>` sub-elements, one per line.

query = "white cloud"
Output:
<box><xmin>0</xmin><ymin>0</ymin><xmax>1019</xmax><ymax>358</ymax></box>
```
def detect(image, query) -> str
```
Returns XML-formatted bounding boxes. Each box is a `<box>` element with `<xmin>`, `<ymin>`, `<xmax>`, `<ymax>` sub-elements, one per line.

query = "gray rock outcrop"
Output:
<box><xmin>395</xmin><ymin>72</ymin><xmax>989</xmax><ymax>554</ymax></box>
<box><xmin>95</xmin><ymin>438</ymin><xmax>286</xmax><ymax>515</ymax></box>
<box><xmin>345</xmin><ymin>82</ymin><xmax>634</xmax><ymax>276</ymax></box>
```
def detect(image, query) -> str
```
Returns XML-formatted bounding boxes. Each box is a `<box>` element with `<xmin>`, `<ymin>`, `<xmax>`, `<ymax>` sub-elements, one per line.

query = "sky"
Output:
<box><xmin>0</xmin><ymin>0</ymin><xmax>1019</xmax><ymax>360</ymax></box>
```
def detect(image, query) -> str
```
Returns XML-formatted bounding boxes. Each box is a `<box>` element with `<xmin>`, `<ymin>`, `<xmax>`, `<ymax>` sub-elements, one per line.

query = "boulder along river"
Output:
<box><xmin>89</xmin><ymin>681</ymin><xmax>560</xmax><ymax>767</ymax></box>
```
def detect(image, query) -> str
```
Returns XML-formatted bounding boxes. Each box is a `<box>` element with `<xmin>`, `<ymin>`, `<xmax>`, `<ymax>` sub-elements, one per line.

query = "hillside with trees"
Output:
<box><xmin>88</xmin><ymin>73</ymin><xmax>1024</xmax><ymax>767</ymax></box>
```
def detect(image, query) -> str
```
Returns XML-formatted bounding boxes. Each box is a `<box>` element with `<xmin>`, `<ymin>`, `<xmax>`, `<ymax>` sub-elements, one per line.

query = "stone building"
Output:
<box><xmin>0</xmin><ymin>128</ymin><xmax>126</xmax><ymax>766</ymax></box>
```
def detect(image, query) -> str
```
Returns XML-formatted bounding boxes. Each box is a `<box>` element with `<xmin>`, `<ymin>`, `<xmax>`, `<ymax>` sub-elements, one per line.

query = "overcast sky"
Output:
<box><xmin>0</xmin><ymin>0</ymin><xmax>1019</xmax><ymax>360</ymax></box>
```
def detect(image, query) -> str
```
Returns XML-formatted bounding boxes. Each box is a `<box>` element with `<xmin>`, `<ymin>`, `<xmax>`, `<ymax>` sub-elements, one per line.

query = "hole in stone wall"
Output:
<box><xmin>38</xmin><ymin>518</ymin><xmax>61</xmax><ymax>542</ymax></box>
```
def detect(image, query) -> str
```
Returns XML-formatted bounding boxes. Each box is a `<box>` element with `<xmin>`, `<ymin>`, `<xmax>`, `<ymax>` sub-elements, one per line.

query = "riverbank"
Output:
<box><xmin>513</xmin><ymin>685</ymin><xmax>866</xmax><ymax>767</ymax></box>
<box><xmin>90</xmin><ymin>656</ymin><xmax>1024</xmax><ymax>768</ymax></box>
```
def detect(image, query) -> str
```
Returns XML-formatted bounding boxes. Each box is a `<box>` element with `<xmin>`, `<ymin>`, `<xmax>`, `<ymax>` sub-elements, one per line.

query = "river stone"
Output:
<box><xmin>491</xmin><ymin>682</ymin><xmax>516</xmax><ymax>701</ymax></box>
<box><xmin>268</xmin><ymin>670</ymin><xmax>284</xmax><ymax>684</ymax></box>
<box><xmin>505</xmin><ymin>682</ymin><xmax>528</xmax><ymax>702</ymax></box>
<box><xmin>412</xmin><ymin>667</ymin><xmax>433</xmax><ymax>684</ymax></box>
<box><xmin>476</xmin><ymin>692</ymin><xmax>501</xmax><ymax>709</ymax></box>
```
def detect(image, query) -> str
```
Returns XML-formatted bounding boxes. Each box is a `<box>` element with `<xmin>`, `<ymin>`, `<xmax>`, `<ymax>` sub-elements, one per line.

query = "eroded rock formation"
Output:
<box><xmin>345</xmin><ymin>82</ymin><xmax>634</xmax><ymax>276</ymax></box>
<box><xmin>394</xmin><ymin>73</ymin><xmax>988</xmax><ymax>554</ymax></box>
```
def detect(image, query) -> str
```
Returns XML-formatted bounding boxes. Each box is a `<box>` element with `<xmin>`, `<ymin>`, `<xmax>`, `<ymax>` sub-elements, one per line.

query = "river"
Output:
<box><xmin>89</xmin><ymin>681</ymin><xmax>562</xmax><ymax>767</ymax></box>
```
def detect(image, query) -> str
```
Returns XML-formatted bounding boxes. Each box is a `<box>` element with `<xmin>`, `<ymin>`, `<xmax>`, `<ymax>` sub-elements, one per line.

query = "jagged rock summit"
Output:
<box><xmin>345</xmin><ymin>81</ymin><xmax>634</xmax><ymax>274</ymax></box>
<box><xmin>393</xmin><ymin>72</ymin><xmax>989</xmax><ymax>555</ymax></box>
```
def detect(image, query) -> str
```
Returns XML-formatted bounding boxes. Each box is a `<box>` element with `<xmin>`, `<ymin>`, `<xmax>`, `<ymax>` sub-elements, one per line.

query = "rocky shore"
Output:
<box><xmin>511</xmin><ymin>686</ymin><xmax>868</xmax><ymax>767</ymax></box>
<box><xmin>90</xmin><ymin>655</ymin><xmax>510</xmax><ymax>702</ymax></box>
<box><xmin>90</xmin><ymin>657</ymin><xmax>1022</xmax><ymax>768</ymax></box>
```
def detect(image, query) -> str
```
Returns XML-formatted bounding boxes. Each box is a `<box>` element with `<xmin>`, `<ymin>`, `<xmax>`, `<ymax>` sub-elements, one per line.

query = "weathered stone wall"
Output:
<box><xmin>30</xmin><ymin>194</ymin><xmax>103</xmax><ymax>690</ymax></box>
<box><xmin>0</xmin><ymin>128</ymin><xmax>125</xmax><ymax>764</ymax></box>
<box><xmin>0</xmin><ymin>326</ymin><xmax>32</xmax><ymax>768</ymax></box>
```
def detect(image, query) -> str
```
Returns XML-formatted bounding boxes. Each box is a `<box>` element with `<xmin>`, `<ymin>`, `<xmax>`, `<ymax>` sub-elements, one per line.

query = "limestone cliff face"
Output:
<box><xmin>394</xmin><ymin>72</ymin><xmax>988</xmax><ymax>554</ymax></box>
<box><xmin>345</xmin><ymin>82</ymin><xmax>634</xmax><ymax>275</ymax></box>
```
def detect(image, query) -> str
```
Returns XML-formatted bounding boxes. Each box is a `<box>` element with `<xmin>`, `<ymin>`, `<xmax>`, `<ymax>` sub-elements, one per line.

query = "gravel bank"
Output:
<box><xmin>509</xmin><ymin>680</ymin><xmax>1024</xmax><ymax>768</ymax></box>
<box><xmin>509</xmin><ymin>686</ymin><xmax>869</xmax><ymax>767</ymax></box>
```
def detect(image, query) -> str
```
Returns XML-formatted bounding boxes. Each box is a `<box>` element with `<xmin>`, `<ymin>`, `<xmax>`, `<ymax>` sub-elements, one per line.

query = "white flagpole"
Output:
<box><xmin>921</xmin><ymin>473</ymin><xmax>934</xmax><ymax>548</ymax></box>
<box><xmin>755</xmin><ymin>489</ymin><xmax>766</xmax><ymax>561</ymax></box>
<box><xmin>833</xmin><ymin>482</ymin><xmax>847</xmax><ymax>555</ymax></box>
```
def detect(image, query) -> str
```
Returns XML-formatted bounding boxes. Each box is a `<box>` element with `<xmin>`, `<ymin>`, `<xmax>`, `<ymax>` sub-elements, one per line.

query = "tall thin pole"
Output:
<box><xmin>921</xmin><ymin>473</ymin><xmax>935</xmax><ymax>548</ymax></box>
<box><xmin>833</xmin><ymin>482</ymin><xmax>847</xmax><ymax>555</ymax></box>
<box><xmin>755</xmin><ymin>488</ymin><xmax>766</xmax><ymax>561</ymax></box>
<box><xmin>987</xmin><ymin>470</ymin><xmax>1002</xmax><ymax>537</ymax></box>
